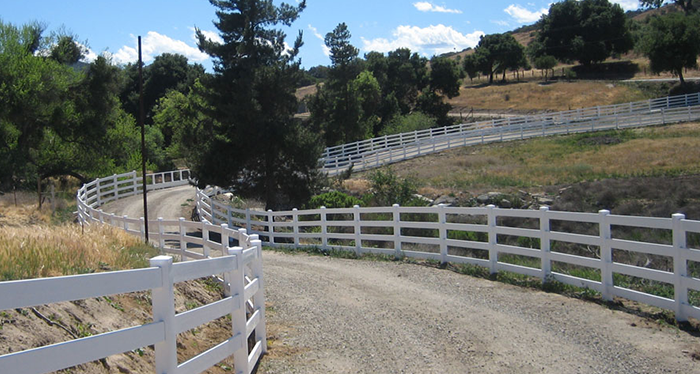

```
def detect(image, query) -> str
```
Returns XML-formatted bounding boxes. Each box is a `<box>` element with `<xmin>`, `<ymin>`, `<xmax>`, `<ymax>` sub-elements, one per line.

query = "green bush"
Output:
<box><xmin>305</xmin><ymin>191</ymin><xmax>362</xmax><ymax>209</ymax></box>
<box><xmin>378</xmin><ymin>112</ymin><xmax>437</xmax><ymax>137</ymax></box>
<box><xmin>365</xmin><ymin>168</ymin><xmax>418</xmax><ymax>206</ymax></box>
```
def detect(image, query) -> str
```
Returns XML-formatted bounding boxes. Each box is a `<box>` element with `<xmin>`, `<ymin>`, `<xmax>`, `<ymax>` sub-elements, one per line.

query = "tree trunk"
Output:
<box><xmin>679</xmin><ymin>69</ymin><xmax>686</xmax><ymax>86</ymax></box>
<box><xmin>37</xmin><ymin>176</ymin><xmax>42</xmax><ymax>209</ymax></box>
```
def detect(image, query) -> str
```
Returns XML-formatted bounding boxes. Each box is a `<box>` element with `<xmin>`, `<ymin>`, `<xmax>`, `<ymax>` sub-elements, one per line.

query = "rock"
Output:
<box><xmin>558</xmin><ymin>187</ymin><xmax>571</xmax><ymax>195</ymax></box>
<box><xmin>537</xmin><ymin>196</ymin><xmax>554</xmax><ymax>205</ymax></box>
<box><xmin>499</xmin><ymin>199</ymin><xmax>512</xmax><ymax>208</ymax></box>
<box><xmin>432</xmin><ymin>195</ymin><xmax>457</xmax><ymax>207</ymax></box>
<box><xmin>413</xmin><ymin>194</ymin><xmax>433</xmax><ymax>205</ymax></box>
<box><xmin>476</xmin><ymin>194</ymin><xmax>491</xmax><ymax>204</ymax></box>
<box><xmin>223</xmin><ymin>192</ymin><xmax>234</xmax><ymax>200</ymax></box>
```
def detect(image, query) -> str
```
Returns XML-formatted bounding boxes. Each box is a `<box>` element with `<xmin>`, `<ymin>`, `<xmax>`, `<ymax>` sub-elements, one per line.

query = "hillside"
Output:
<box><xmin>344</xmin><ymin>122</ymin><xmax>700</xmax><ymax>220</ymax></box>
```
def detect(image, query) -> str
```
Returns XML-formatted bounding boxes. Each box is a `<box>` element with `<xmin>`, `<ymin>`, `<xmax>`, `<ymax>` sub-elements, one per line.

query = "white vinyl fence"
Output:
<box><xmin>320</xmin><ymin>92</ymin><xmax>700</xmax><ymax>175</ymax></box>
<box><xmin>0</xmin><ymin>170</ymin><xmax>267</xmax><ymax>374</ymax></box>
<box><xmin>198</xmin><ymin>188</ymin><xmax>700</xmax><ymax>322</ymax></box>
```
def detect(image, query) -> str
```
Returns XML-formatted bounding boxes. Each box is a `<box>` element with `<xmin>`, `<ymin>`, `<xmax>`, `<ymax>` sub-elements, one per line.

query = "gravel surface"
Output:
<box><xmin>260</xmin><ymin>251</ymin><xmax>700</xmax><ymax>374</ymax></box>
<box><xmin>101</xmin><ymin>185</ymin><xmax>196</xmax><ymax>220</ymax></box>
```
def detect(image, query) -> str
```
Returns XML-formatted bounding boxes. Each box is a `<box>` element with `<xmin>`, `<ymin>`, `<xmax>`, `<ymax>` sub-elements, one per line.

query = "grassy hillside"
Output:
<box><xmin>349</xmin><ymin>122</ymin><xmax>700</xmax><ymax>219</ymax></box>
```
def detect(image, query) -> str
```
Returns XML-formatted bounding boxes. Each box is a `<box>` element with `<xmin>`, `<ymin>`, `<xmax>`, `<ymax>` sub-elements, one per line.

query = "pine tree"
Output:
<box><xmin>193</xmin><ymin>0</ymin><xmax>322</xmax><ymax>210</ymax></box>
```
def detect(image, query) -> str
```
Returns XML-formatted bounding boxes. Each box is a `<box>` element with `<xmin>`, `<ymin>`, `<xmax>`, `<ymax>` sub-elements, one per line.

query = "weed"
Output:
<box><xmin>185</xmin><ymin>301</ymin><xmax>199</xmax><ymax>310</ymax></box>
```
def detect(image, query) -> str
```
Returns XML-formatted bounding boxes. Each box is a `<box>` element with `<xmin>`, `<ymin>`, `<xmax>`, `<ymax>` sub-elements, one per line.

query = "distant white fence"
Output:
<box><xmin>320</xmin><ymin>92</ymin><xmax>700</xmax><ymax>175</ymax></box>
<box><xmin>0</xmin><ymin>170</ymin><xmax>267</xmax><ymax>374</ymax></box>
<box><xmin>198</xmin><ymin>188</ymin><xmax>700</xmax><ymax>322</ymax></box>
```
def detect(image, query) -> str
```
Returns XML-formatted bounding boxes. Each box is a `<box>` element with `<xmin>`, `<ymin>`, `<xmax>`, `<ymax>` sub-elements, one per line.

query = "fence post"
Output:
<box><xmin>123</xmin><ymin>215</ymin><xmax>129</xmax><ymax>232</ymax></box>
<box><xmin>438</xmin><ymin>204</ymin><xmax>447</xmax><ymax>265</ymax></box>
<box><xmin>113</xmin><ymin>174</ymin><xmax>118</xmax><ymax>200</ymax></box>
<box><xmin>292</xmin><ymin>208</ymin><xmax>300</xmax><ymax>246</ymax></box>
<box><xmin>487</xmin><ymin>205</ymin><xmax>497</xmax><ymax>274</ymax></box>
<box><xmin>662</xmin><ymin>108</ymin><xmax>666</xmax><ymax>125</ymax></box>
<box><xmin>221</xmin><ymin>224</ymin><xmax>230</xmax><ymax>257</ymax></box>
<box><xmin>132</xmin><ymin>170</ymin><xmax>138</xmax><ymax>194</ymax></box>
<box><xmin>267</xmin><ymin>210</ymin><xmax>275</xmax><ymax>246</ymax></box>
<box><xmin>599</xmin><ymin>210</ymin><xmax>612</xmax><ymax>301</ymax></box>
<box><xmin>150</xmin><ymin>256</ymin><xmax>177</xmax><ymax>374</ymax></box>
<box><xmin>393</xmin><ymin>204</ymin><xmax>402</xmax><ymax>259</ymax></box>
<box><xmin>158</xmin><ymin>217</ymin><xmax>165</xmax><ymax>249</ymax></box>
<box><xmin>672</xmin><ymin>213</ymin><xmax>688</xmax><ymax>322</ymax></box>
<box><xmin>320</xmin><ymin>206</ymin><xmax>328</xmax><ymax>250</ymax></box>
<box><xmin>250</xmin><ymin>237</ymin><xmax>268</xmax><ymax>353</ymax></box>
<box><xmin>202</xmin><ymin>221</ymin><xmax>210</xmax><ymax>258</ymax></box>
<box><xmin>227</xmin><ymin>247</ymin><xmax>249</xmax><ymax>374</ymax></box>
<box><xmin>540</xmin><ymin>207</ymin><xmax>551</xmax><ymax>283</ymax></box>
<box><xmin>353</xmin><ymin>205</ymin><xmax>361</xmax><ymax>255</ymax></box>
<box><xmin>179</xmin><ymin>217</ymin><xmax>187</xmax><ymax>262</ymax></box>
<box><xmin>95</xmin><ymin>179</ymin><xmax>102</xmax><ymax>206</ymax></box>
<box><xmin>246</xmin><ymin>208</ymin><xmax>252</xmax><ymax>233</ymax></box>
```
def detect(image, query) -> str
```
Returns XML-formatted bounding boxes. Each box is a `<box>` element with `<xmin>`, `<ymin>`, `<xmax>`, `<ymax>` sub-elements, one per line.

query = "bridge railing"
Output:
<box><xmin>0</xmin><ymin>170</ymin><xmax>267</xmax><ymax>374</ymax></box>
<box><xmin>319</xmin><ymin>92</ymin><xmax>700</xmax><ymax>175</ymax></box>
<box><xmin>198</xmin><ymin>188</ymin><xmax>700</xmax><ymax>322</ymax></box>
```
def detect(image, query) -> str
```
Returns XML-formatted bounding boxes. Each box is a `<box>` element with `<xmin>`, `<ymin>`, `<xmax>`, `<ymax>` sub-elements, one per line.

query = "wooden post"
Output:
<box><xmin>438</xmin><ymin>204</ymin><xmax>447</xmax><ymax>265</ymax></box>
<box><xmin>227</xmin><ymin>247</ymin><xmax>249</xmax><ymax>374</ymax></box>
<box><xmin>487</xmin><ymin>205</ymin><xmax>497</xmax><ymax>274</ymax></box>
<box><xmin>393</xmin><ymin>204</ymin><xmax>402</xmax><ymax>259</ymax></box>
<box><xmin>540</xmin><ymin>207</ymin><xmax>551</xmax><ymax>283</ymax></box>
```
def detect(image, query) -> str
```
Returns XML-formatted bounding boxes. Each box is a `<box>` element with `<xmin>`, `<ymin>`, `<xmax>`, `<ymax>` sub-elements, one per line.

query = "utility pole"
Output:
<box><xmin>139</xmin><ymin>36</ymin><xmax>149</xmax><ymax>242</ymax></box>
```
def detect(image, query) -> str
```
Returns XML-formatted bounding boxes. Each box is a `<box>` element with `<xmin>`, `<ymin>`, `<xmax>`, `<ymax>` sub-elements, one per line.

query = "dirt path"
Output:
<box><xmin>102</xmin><ymin>185</ymin><xmax>196</xmax><ymax>220</ymax></box>
<box><xmin>260</xmin><ymin>251</ymin><xmax>699</xmax><ymax>374</ymax></box>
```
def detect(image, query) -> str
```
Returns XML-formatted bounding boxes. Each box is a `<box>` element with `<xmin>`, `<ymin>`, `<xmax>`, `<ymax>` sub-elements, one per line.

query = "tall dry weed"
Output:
<box><xmin>0</xmin><ymin>224</ymin><xmax>158</xmax><ymax>281</ymax></box>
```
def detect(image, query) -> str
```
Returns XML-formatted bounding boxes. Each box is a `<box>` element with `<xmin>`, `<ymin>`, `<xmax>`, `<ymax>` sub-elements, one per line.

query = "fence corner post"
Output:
<box><xmin>672</xmin><ymin>213</ymin><xmax>688</xmax><ymax>322</ymax></box>
<box><xmin>487</xmin><ymin>205</ymin><xmax>497</xmax><ymax>275</ymax></box>
<box><xmin>150</xmin><ymin>255</ymin><xmax>177</xmax><ymax>374</ymax></box>
<box><xmin>540</xmin><ymin>206</ymin><xmax>551</xmax><ymax>283</ymax></box>
<box><xmin>599</xmin><ymin>210</ymin><xmax>612</xmax><ymax>302</ymax></box>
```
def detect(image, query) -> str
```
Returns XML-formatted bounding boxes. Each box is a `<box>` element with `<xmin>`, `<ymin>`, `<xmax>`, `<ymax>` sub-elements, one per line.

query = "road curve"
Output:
<box><xmin>260</xmin><ymin>251</ymin><xmax>699</xmax><ymax>374</ymax></box>
<box><xmin>101</xmin><ymin>185</ymin><xmax>196</xmax><ymax>220</ymax></box>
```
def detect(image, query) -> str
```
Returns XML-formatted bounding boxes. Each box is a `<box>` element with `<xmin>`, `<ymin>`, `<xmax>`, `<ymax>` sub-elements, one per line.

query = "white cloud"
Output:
<box><xmin>361</xmin><ymin>24</ymin><xmax>484</xmax><ymax>56</ymax></box>
<box><xmin>413</xmin><ymin>2</ymin><xmax>463</xmax><ymax>14</ymax></box>
<box><xmin>610</xmin><ymin>0</ymin><xmax>639</xmax><ymax>11</ymax></box>
<box><xmin>189</xmin><ymin>27</ymin><xmax>224</xmax><ymax>44</ymax></box>
<box><xmin>491</xmin><ymin>20</ymin><xmax>511</xmax><ymax>27</ymax></box>
<box><xmin>308</xmin><ymin>24</ymin><xmax>331</xmax><ymax>57</ymax></box>
<box><xmin>504</xmin><ymin>4</ymin><xmax>547</xmax><ymax>24</ymax></box>
<box><xmin>80</xmin><ymin>43</ymin><xmax>98</xmax><ymax>63</ymax></box>
<box><xmin>113</xmin><ymin>31</ymin><xmax>210</xmax><ymax>65</ymax></box>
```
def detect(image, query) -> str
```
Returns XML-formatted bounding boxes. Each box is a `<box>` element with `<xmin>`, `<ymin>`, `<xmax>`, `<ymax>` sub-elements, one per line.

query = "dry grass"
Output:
<box><xmin>378</xmin><ymin>122</ymin><xmax>700</xmax><ymax>193</ymax></box>
<box><xmin>448</xmin><ymin>81</ymin><xmax>649</xmax><ymax>112</ymax></box>
<box><xmin>0</xmin><ymin>223</ymin><xmax>158</xmax><ymax>280</ymax></box>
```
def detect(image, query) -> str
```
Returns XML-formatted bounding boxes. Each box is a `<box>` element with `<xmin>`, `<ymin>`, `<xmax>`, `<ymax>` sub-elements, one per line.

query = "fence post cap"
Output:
<box><xmin>179</xmin><ymin>217</ymin><xmax>185</xmax><ymax>221</ymax></box>
<box><xmin>672</xmin><ymin>213</ymin><xmax>686</xmax><ymax>220</ymax></box>
<box><xmin>158</xmin><ymin>217</ymin><xmax>163</xmax><ymax>221</ymax></box>
<box><xmin>486</xmin><ymin>204</ymin><xmax>496</xmax><ymax>209</ymax></box>
<box><xmin>221</xmin><ymin>223</ymin><xmax>229</xmax><ymax>229</ymax></box>
<box><xmin>293</xmin><ymin>208</ymin><xmax>298</xmax><ymax>211</ymax></box>
<box><xmin>598</xmin><ymin>209</ymin><xmax>610</xmax><ymax>215</ymax></box>
<box><xmin>392</xmin><ymin>204</ymin><xmax>400</xmax><ymax>207</ymax></box>
<box><xmin>149</xmin><ymin>255</ymin><xmax>173</xmax><ymax>265</ymax></box>
<box><xmin>353</xmin><ymin>205</ymin><xmax>360</xmax><ymax>208</ymax></box>
<box><xmin>539</xmin><ymin>206</ymin><xmax>549</xmax><ymax>212</ymax></box>
<box><xmin>321</xmin><ymin>206</ymin><xmax>326</xmax><ymax>209</ymax></box>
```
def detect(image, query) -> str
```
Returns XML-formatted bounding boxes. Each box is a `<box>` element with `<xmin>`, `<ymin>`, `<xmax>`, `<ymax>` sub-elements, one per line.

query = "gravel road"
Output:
<box><xmin>101</xmin><ymin>185</ymin><xmax>196</xmax><ymax>220</ymax></box>
<box><xmin>261</xmin><ymin>251</ymin><xmax>699</xmax><ymax>374</ymax></box>
<box><xmin>99</xmin><ymin>186</ymin><xmax>700</xmax><ymax>373</ymax></box>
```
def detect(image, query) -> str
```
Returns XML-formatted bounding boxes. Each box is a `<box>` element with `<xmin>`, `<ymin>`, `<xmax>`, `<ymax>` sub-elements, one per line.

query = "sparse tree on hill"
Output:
<box><xmin>538</xmin><ymin>0</ymin><xmax>633</xmax><ymax>66</ymax></box>
<box><xmin>471</xmin><ymin>33</ymin><xmax>528</xmax><ymax>84</ymax></box>
<box><xmin>534</xmin><ymin>55</ymin><xmax>558</xmax><ymax>80</ymax></box>
<box><xmin>638</xmin><ymin>12</ymin><xmax>700</xmax><ymax>85</ymax></box>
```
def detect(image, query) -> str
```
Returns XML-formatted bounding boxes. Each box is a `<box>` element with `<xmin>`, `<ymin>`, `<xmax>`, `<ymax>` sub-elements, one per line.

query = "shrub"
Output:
<box><xmin>378</xmin><ymin>112</ymin><xmax>437</xmax><ymax>137</ymax></box>
<box><xmin>305</xmin><ymin>191</ymin><xmax>362</xmax><ymax>209</ymax></box>
<box><xmin>365</xmin><ymin>168</ymin><xmax>417</xmax><ymax>206</ymax></box>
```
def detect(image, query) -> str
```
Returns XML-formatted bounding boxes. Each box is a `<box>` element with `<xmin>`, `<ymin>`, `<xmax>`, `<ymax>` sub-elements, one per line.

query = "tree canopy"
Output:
<box><xmin>466</xmin><ymin>33</ymin><xmax>528</xmax><ymax>84</ymax></box>
<box><xmin>538</xmin><ymin>0</ymin><xmax>633</xmax><ymax>66</ymax></box>
<box><xmin>638</xmin><ymin>12</ymin><xmax>700</xmax><ymax>84</ymax></box>
<box><xmin>192</xmin><ymin>0</ymin><xmax>322</xmax><ymax>210</ymax></box>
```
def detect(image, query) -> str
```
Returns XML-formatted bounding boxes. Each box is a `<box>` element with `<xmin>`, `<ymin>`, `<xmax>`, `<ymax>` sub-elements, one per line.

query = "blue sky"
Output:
<box><xmin>2</xmin><ymin>0</ymin><xmax>641</xmax><ymax>69</ymax></box>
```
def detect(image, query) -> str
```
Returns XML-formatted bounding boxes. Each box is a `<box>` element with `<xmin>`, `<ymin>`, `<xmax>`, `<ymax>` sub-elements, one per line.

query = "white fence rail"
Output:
<box><xmin>0</xmin><ymin>170</ymin><xmax>267</xmax><ymax>374</ymax></box>
<box><xmin>320</xmin><ymin>92</ymin><xmax>700</xmax><ymax>175</ymax></box>
<box><xmin>198</xmin><ymin>188</ymin><xmax>700</xmax><ymax>322</ymax></box>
